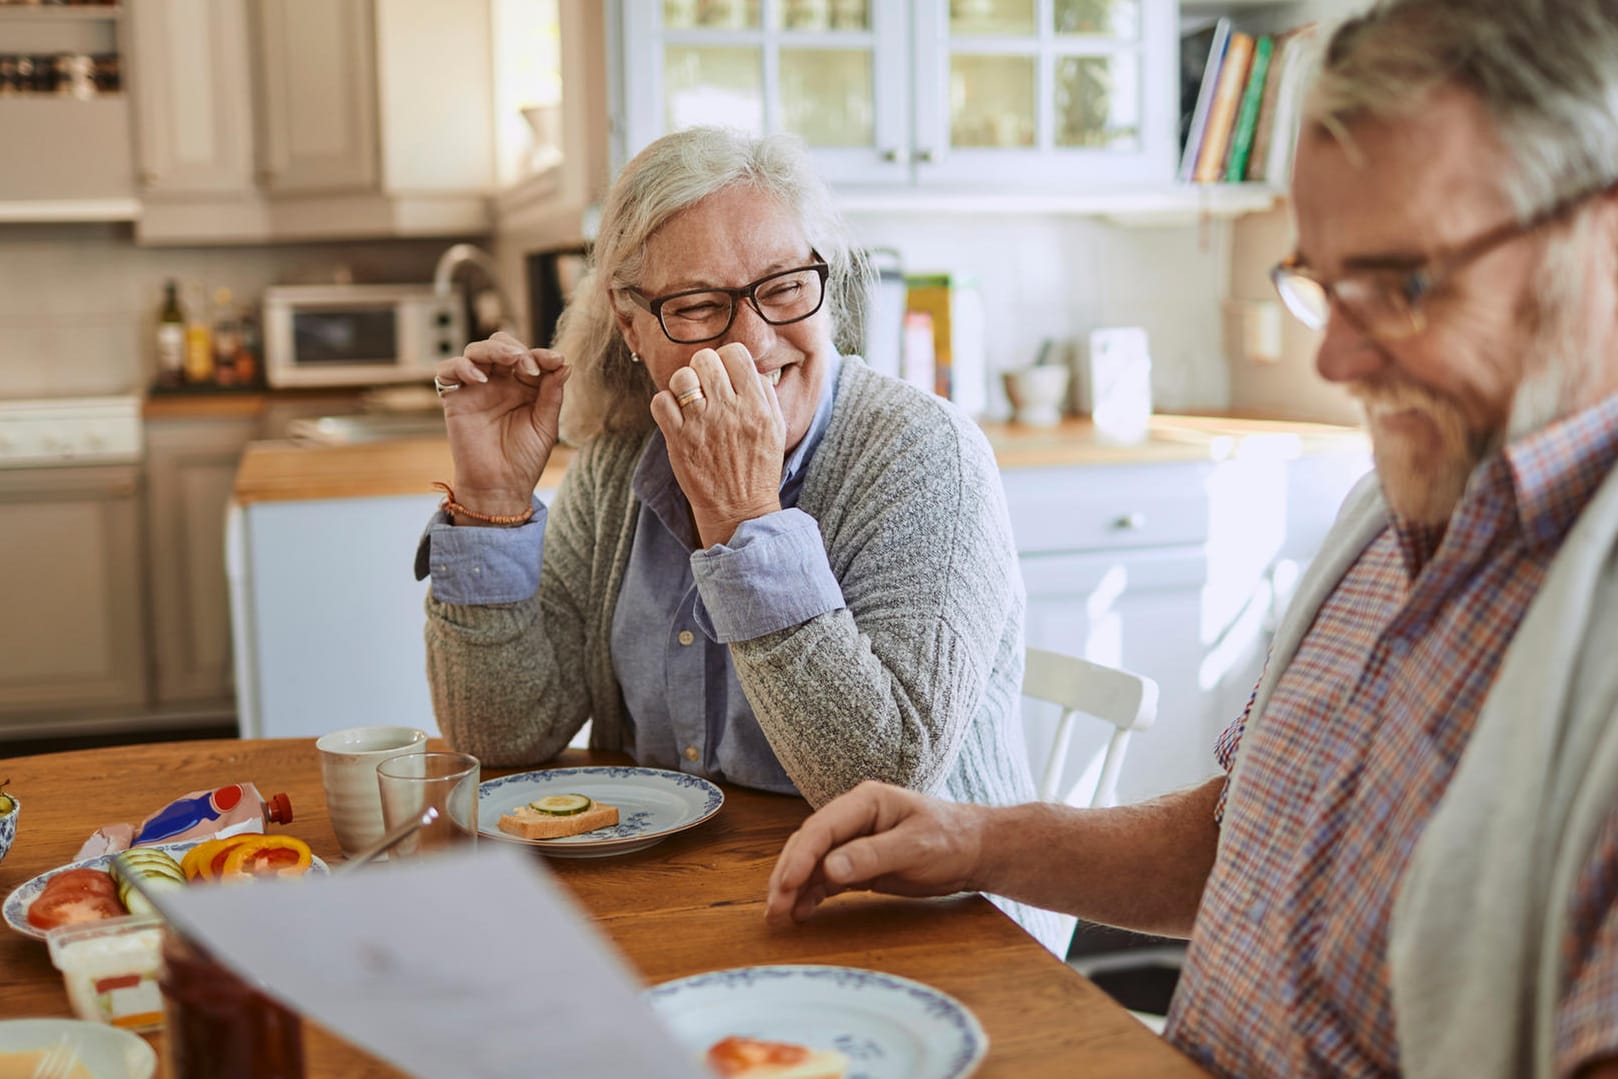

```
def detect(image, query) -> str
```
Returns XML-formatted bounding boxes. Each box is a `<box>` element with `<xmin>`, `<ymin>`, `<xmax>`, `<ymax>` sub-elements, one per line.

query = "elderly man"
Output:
<box><xmin>764</xmin><ymin>2</ymin><xmax>1618</xmax><ymax>1076</ymax></box>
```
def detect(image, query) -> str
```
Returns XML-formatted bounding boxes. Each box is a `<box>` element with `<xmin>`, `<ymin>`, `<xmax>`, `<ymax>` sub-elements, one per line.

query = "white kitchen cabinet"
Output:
<box><xmin>252</xmin><ymin>0</ymin><xmax>380</xmax><ymax>194</ymax></box>
<box><xmin>616</xmin><ymin>0</ymin><xmax>1180</xmax><ymax>191</ymax></box>
<box><xmin>127</xmin><ymin>0</ymin><xmax>257</xmax><ymax>195</ymax></box>
<box><xmin>1007</xmin><ymin>454</ymin><xmax>1287</xmax><ymax>805</ymax></box>
<box><xmin>144</xmin><ymin>414</ymin><xmax>260</xmax><ymax>710</ymax></box>
<box><xmin>0</xmin><ymin>465</ymin><xmax>149</xmax><ymax>734</ymax></box>
<box><xmin>127</xmin><ymin>0</ymin><xmax>497</xmax><ymax>243</ymax></box>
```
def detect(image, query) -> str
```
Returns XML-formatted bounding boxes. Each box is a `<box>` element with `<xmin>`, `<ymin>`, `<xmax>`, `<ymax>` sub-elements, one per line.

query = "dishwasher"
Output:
<box><xmin>0</xmin><ymin>396</ymin><xmax>148</xmax><ymax>737</ymax></box>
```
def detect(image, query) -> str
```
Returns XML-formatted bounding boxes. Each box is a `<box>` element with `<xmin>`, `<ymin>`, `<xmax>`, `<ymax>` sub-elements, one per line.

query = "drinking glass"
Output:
<box><xmin>375</xmin><ymin>752</ymin><xmax>480</xmax><ymax>858</ymax></box>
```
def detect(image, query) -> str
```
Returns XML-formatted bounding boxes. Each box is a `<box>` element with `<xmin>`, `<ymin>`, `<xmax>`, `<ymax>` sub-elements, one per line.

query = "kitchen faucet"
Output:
<box><xmin>433</xmin><ymin>242</ymin><xmax>518</xmax><ymax>339</ymax></box>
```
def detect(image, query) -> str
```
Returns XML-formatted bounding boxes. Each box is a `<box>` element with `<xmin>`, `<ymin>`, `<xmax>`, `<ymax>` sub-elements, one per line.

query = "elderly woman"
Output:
<box><xmin>415</xmin><ymin>127</ymin><xmax>1068</xmax><ymax>951</ymax></box>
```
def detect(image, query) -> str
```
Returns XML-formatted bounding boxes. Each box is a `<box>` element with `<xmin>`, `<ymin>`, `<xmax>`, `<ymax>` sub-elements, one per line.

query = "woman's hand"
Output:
<box><xmin>765</xmin><ymin>781</ymin><xmax>990</xmax><ymax>928</ymax></box>
<box><xmin>650</xmin><ymin>343</ymin><xmax>785</xmax><ymax>547</ymax></box>
<box><xmin>435</xmin><ymin>331</ymin><xmax>570</xmax><ymax>521</ymax></box>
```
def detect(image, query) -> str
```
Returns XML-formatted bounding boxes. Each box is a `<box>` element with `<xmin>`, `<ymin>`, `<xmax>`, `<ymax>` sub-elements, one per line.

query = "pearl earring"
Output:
<box><xmin>630</xmin><ymin>352</ymin><xmax>642</xmax><ymax>364</ymax></box>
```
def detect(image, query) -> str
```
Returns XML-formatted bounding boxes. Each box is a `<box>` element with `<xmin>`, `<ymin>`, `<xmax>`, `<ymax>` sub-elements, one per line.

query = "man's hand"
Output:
<box><xmin>765</xmin><ymin>781</ymin><xmax>992</xmax><ymax>927</ymax></box>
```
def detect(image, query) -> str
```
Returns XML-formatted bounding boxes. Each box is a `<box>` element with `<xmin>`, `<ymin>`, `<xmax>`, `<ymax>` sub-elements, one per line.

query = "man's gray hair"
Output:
<box><xmin>1307</xmin><ymin>0</ymin><xmax>1618</xmax><ymax>218</ymax></box>
<box><xmin>556</xmin><ymin>127</ymin><xmax>870</xmax><ymax>443</ymax></box>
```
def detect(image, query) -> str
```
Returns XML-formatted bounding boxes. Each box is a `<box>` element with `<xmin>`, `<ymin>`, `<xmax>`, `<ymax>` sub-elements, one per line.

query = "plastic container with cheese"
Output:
<box><xmin>46</xmin><ymin>914</ymin><xmax>167</xmax><ymax>1032</ymax></box>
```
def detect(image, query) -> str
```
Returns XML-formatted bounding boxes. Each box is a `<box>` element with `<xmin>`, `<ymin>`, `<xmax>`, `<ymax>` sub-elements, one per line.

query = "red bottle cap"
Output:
<box><xmin>266</xmin><ymin>792</ymin><xmax>293</xmax><ymax>825</ymax></box>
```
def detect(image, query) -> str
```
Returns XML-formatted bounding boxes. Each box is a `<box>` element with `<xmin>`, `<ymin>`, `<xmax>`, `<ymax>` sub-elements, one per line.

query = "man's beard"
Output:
<box><xmin>1349</xmin><ymin>376</ymin><xmax>1482</xmax><ymax>526</ymax></box>
<box><xmin>1349</xmin><ymin>237</ymin><xmax>1599</xmax><ymax>526</ymax></box>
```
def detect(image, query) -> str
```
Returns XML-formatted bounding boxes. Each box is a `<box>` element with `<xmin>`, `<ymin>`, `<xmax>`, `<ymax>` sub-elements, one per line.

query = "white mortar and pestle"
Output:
<box><xmin>1002</xmin><ymin>340</ymin><xmax>1071</xmax><ymax>427</ymax></box>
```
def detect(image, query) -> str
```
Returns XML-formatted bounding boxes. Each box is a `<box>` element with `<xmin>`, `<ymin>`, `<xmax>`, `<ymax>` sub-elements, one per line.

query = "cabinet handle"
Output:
<box><xmin>1111</xmin><ymin>512</ymin><xmax>1147</xmax><ymax>531</ymax></box>
<box><xmin>916</xmin><ymin>148</ymin><xmax>938</xmax><ymax>164</ymax></box>
<box><xmin>881</xmin><ymin>148</ymin><xmax>908</xmax><ymax>164</ymax></box>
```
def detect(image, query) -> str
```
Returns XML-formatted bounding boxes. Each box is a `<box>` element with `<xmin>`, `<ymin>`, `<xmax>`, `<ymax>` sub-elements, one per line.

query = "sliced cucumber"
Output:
<box><xmin>527</xmin><ymin>793</ymin><xmax>593</xmax><ymax>816</ymax></box>
<box><xmin>112</xmin><ymin>850</ymin><xmax>187</xmax><ymax>914</ymax></box>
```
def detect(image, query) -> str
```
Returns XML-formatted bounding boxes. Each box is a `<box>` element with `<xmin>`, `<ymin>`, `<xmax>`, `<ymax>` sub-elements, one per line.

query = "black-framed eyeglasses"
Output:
<box><xmin>622</xmin><ymin>255</ymin><xmax>830</xmax><ymax>345</ymax></box>
<box><xmin>1270</xmin><ymin>178</ymin><xmax>1618</xmax><ymax>341</ymax></box>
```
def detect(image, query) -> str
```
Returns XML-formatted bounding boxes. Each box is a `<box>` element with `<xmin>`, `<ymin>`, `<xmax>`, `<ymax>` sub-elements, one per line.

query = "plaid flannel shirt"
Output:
<box><xmin>1164</xmin><ymin>394</ymin><xmax>1618</xmax><ymax>1078</ymax></box>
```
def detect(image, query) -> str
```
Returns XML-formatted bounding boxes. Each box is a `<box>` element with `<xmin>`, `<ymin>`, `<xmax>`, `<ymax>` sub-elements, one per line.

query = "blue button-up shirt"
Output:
<box><xmin>421</xmin><ymin>358</ymin><xmax>845</xmax><ymax>794</ymax></box>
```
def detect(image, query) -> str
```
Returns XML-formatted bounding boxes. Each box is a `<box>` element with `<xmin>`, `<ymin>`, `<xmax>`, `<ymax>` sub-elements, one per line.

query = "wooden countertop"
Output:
<box><xmin>233</xmin><ymin>413</ymin><xmax>1366</xmax><ymax>506</ymax></box>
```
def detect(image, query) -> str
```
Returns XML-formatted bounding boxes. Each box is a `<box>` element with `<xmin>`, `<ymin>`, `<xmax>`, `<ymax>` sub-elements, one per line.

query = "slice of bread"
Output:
<box><xmin>497</xmin><ymin>801</ymin><xmax>619</xmax><ymax>840</ymax></box>
<box><xmin>706</xmin><ymin>1036</ymin><xmax>848</xmax><ymax>1079</ymax></box>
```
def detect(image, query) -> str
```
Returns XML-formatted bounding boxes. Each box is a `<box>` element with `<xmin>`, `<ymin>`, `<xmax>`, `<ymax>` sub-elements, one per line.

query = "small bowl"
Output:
<box><xmin>0</xmin><ymin>796</ymin><xmax>16</xmax><ymax>865</ymax></box>
<box><xmin>1003</xmin><ymin>365</ymin><xmax>1071</xmax><ymax>427</ymax></box>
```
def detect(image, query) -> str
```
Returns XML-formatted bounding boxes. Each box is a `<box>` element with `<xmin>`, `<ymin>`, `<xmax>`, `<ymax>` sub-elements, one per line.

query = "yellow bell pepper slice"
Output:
<box><xmin>219</xmin><ymin>835</ymin><xmax>314</xmax><ymax>879</ymax></box>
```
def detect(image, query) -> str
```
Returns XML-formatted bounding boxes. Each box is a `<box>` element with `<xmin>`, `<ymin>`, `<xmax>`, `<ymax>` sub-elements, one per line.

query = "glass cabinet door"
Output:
<box><xmin>617</xmin><ymin>0</ymin><xmax>1178</xmax><ymax>191</ymax></box>
<box><xmin>911</xmin><ymin>0</ymin><xmax>1176</xmax><ymax>186</ymax></box>
<box><xmin>620</xmin><ymin>0</ymin><xmax>911</xmax><ymax>185</ymax></box>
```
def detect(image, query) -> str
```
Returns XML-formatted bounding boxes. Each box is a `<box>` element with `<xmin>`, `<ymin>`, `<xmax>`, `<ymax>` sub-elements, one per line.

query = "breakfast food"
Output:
<box><xmin>25</xmin><ymin>868</ymin><xmax>122</xmax><ymax>931</ymax></box>
<box><xmin>23</xmin><ymin>834</ymin><xmax>318</xmax><ymax>932</ymax></box>
<box><xmin>498</xmin><ymin>794</ymin><xmax>620</xmax><ymax>840</ymax></box>
<box><xmin>705</xmin><ymin>1036</ymin><xmax>848</xmax><ymax>1079</ymax></box>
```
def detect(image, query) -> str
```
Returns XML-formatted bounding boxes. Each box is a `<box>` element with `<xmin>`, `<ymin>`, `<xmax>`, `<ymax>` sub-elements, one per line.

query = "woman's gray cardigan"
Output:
<box><xmin>424</xmin><ymin>357</ymin><xmax>1071</xmax><ymax>953</ymax></box>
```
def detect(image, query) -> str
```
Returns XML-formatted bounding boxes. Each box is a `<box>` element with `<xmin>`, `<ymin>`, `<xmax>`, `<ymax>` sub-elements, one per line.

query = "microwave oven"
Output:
<box><xmin>263</xmin><ymin>284</ymin><xmax>466</xmax><ymax>388</ymax></box>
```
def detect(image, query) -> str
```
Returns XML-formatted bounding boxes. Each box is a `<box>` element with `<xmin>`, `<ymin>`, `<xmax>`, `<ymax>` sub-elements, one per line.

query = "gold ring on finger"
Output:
<box><xmin>675</xmin><ymin>386</ymin><xmax>706</xmax><ymax>409</ymax></box>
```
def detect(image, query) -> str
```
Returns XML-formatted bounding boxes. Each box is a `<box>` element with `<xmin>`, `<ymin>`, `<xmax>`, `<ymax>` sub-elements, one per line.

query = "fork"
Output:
<box><xmin>29</xmin><ymin>1034</ymin><xmax>79</xmax><ymax>1079</ymax></box>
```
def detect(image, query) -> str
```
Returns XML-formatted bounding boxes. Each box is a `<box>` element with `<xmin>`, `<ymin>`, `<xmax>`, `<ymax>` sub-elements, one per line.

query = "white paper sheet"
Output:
<box><xmin>157</xmin><ymin>845</ymin><xmax>706</xmax><ymax>1079</ymax></box>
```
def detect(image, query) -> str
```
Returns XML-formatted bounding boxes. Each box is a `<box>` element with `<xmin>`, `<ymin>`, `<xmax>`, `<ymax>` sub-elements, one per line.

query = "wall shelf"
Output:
<box><xmin>834</xmin><ymin>183</ymin><xmax>1282</xmax><ymax>226</ymax></box>
<box><xmin>0</xmin><ymin>4</ymin><xmax>121</xmax><ymax>21</ymax></box>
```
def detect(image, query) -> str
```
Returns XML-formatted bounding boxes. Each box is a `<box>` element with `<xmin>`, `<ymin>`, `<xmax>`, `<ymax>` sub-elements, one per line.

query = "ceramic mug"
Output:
<box><xmin>315</xmin><ymin>726</ymin><xmax>429</xmax><ymax>857</ymax></box>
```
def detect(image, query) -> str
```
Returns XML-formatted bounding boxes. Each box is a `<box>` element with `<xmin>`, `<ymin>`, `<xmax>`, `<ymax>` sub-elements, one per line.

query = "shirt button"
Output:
<box><xmin>683</xmin><ymin>745</ymin><xmax>699</xmax><ymax>762</ymax></box>
<box><xmin>677</xmin><ymin>630</ymin><xmax>695</xmax><ymax>646</ymax></box>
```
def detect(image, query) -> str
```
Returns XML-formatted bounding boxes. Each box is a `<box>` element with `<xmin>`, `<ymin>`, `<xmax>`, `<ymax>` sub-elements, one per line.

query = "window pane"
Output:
<box><xmin>665</xmin><ymin>0</ymin><xmax>759</xmax><ymax>30</ymax></box>
<box><xmin>780</xmin><ymin>48</ymin><xmax>873</xmax><ymax>146</ymax></box>
<box><xmin>664</xmin><ymin>47</ymin><xmax>764</xmax><ymax>134</ymax></box>
<box><xmin>783</xmin><ymin>0</ymin><xmax>867</xmax><ymax>31</ymax></box>
<box><xmin>829</xmin><ymin>0</ymin><xmax>869</xmax><ymax>31</ymax></box>
<box><xmin>949</xmin><ymin>0</ymin><xmax>1035</xmax><ymax>36</ymax></box>
<box><xmin>1055</xmin><ymin>53</ymin><xmax>1140</xmax><ymax>149</ymax></box>
<box><xmin>1053</xmin><ymin>0</ymin><xmax>1139</xmax><ymax>38</ymax></box>
<box><xmin>950</xmin><ymin>54</ymin><xmax>1035</xmax><ymax>148</ymax></box>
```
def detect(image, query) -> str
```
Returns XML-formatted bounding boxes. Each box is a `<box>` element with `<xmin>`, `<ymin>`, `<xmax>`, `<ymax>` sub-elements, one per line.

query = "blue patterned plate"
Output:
<box><xmin>477</xmin><ymin>766</ymin><xmax>724</xmax><ymax>857</ymax></box>
<box><xmin>647</xmin><ymin>965</ymin><xmax>988</xmax><ymax>1079</ymax></box>
<box><xmin>4</xmin><ymin>839</ymin><xmax>331</xmax><ymax>942</ymax></box>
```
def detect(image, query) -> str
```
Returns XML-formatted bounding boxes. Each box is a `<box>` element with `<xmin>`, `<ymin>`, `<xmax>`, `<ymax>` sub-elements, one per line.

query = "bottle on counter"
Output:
<box><xmin>211</xmin><ymin>287</ymin><xmax>240</xmax><ymax>387</ymax></box>
<box><xmin>234</xmin><ymin>306</ymin><xmax>261</xmax><ymax>387</ymax></box>
<box><xmin>183</xmin><ymin>282</ymin><xmax>213</xmax><ymax>384</ymax></box>
<box><xmin>155</xmin><ymin>279</ymin><xmax>185</xmax><ymax>388</ymax></box>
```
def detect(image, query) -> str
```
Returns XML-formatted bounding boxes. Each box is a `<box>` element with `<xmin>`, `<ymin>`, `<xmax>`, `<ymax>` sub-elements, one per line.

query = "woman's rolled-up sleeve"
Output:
<box><xmin>688</xmin><ymin>509</ymin><xmax>845</xmax><ymax>643</ymax></box>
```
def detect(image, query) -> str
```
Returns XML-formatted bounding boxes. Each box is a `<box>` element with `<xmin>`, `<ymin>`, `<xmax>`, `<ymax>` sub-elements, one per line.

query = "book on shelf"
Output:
<box><xmin>1178</xmin><ymin>17</ymin><xmax>1232</xmax><ymax>183</ymax></box>
<box><xmin>1223</xmin><ymin>34</ymin><xmax>1274</xmax><ymax>182</ymax></box>
<box><xmin>1253</xmin><ymin>23</ymin><xmax>1320</xmax><ymax>187</ymax></box>
<box><xmin>1193</xmin><ymin>31</ymin><xmax>1254</xmax><ymax>183</ymax></box>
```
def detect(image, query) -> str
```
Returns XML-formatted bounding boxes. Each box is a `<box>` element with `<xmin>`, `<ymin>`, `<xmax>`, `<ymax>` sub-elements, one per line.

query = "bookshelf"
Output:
<box><xmin>1176</xmin><ymin>0</ymin><xmax>1336</xmax><ymax>205</ymax></box>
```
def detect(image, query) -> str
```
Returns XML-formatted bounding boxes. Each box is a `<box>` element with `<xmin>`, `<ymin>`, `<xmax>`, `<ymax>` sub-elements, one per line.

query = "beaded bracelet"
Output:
<box><xmin>431</xmin><ymin>481</ymin><xmax>534</xmax><ymax>526</ymax></box>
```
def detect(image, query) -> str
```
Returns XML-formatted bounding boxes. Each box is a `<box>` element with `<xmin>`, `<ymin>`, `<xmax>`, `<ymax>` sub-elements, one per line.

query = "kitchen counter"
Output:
<box><xmin>232</xmin><ymin>412</ymin><xmax>1366</xmax><ymax>505</ymax></box>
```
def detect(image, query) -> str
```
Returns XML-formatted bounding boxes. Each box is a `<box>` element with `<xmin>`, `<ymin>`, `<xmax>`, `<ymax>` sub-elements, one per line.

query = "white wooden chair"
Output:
<box><xmin>1024</xmin><ymin>647</ymin><xmax>1159</xmax><ymax>808</ymax></box>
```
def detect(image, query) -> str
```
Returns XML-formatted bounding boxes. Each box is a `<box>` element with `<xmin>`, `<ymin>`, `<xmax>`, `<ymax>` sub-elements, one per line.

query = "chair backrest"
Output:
<box><xmin>1023</xmin><ymin>647</ymin><xmax>1159</xmax><ymax>808</ymax></box>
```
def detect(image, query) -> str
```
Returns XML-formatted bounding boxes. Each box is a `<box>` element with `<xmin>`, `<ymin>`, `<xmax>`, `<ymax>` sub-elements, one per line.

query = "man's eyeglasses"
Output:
<box><xmin>623</xmin><ymin>256</ymin><xmax>830</xmax><ymax>345</ymax></box>
<box><xmin>1270</xmin><ymin>178</ymin><xmax>1618</xmax><ymax>341</ymax></box>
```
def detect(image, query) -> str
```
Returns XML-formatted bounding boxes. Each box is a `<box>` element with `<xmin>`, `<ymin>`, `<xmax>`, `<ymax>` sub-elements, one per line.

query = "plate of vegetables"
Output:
<box><xmin>4</xmin><ymin>834</ymin><xmax>327</xmax><ymax>942</ymax></box>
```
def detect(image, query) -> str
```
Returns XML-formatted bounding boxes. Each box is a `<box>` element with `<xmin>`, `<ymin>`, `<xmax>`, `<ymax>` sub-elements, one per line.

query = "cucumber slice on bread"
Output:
<box><xmin>527</xmin><ymin>794</ymin><xmax>593</xmax><ymax>816</ymax></box>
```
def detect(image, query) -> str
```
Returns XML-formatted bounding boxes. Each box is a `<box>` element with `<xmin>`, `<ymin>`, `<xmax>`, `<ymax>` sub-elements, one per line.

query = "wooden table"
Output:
<box><xmin>0</xmin><ymin>740</ymin><xmax>1208</xmax><ymax>1077</ymax></box>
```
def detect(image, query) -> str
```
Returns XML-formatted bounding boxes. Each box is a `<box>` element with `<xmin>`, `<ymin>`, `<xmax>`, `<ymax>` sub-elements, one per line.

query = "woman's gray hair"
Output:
<box><xmin>1305</xmin><ymin>0</ymin><xmax>1618</xmax><ymax>219</ymax></box>
<box><xmin>555</xmin><ymin>126</ymin><xmax>870</xmax><ymax>444</ymax></box>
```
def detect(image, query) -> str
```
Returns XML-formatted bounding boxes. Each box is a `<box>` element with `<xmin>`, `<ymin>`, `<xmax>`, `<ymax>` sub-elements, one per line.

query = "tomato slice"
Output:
<box><xmin>26</xmin><ymin>889</ymin><xmax>123</xmax><ymax>930</ymax></box>
<box><xmin>40</xmin><ymin>868</ymin><xmax>117</xmax><ymax>899</ymax></box>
